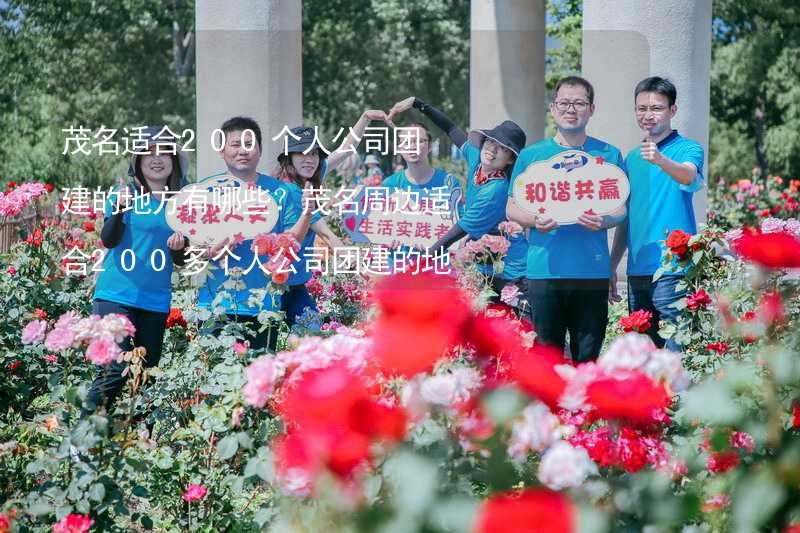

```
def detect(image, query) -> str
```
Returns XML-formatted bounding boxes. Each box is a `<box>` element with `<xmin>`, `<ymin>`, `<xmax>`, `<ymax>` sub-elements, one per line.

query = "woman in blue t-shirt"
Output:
<box><xmin>388</xmin><ymin>97</ymin><xmax>529</xmax><ymax>304</ymax></box>
<box><xmin>86</xmin><ymin>127</ymin><xmax>189</xmax><ymax>413</ymax></box>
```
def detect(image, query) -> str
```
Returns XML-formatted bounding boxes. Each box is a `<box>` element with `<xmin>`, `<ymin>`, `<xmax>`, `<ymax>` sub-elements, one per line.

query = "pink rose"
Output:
<box><xmin>244</xmin><ymin>356</ymin><xmax>280</xmax><ymax>408</ymax></box>
<box><xmin>500</xmin><ymin>284</ymin><xmax>521</xmax><ymax>307</ymax></box>
<box><xmin>182</xmin><ymin>483</ymin><xmax>208</xmax><ymax>502</ymax></box>
<box><xmin>44</xmin><ymin>327</ymin><xmax>76</xmax><ymax>351</ymax></box>
<box><xmin>85</xmin><ymin>336</ymin><xmax>121</xmax><ymax>365</ymax></box>
<box><xmin>22</xmin><ymin>320</ymin><xmax>48</xmax><ymax>344</ymax></box>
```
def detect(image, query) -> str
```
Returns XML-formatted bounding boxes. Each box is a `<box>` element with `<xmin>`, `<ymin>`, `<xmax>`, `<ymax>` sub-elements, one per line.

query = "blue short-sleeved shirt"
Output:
<box><xmin>378</xmin><ymin>168</ymin><xmax>462</xmax><ymax>266</ymax></box>
<box><xmin>456</xmin><ymin>143</ymin><xmax>528</xmax><ymax>281</ymax></box>
<box><xmin>509</xmin><ymin>137</ymin><xmax>625</xmax><ymax>280</ymax></box>
<box><xmin>284</xmin><ymin>160</ymin><xmax>328</xmax><ymax>285</ymax></box>
<box><xmin>197</xmin><ymin>173</ymin><xmax>293</xmax><ymax>315</ymax></box>
<box><xmin>625</xmin><ymin>130</ymin><xmax>704</xmax><ymax>276</ymax></box>
<box><xmin>94</xmin><ymin>192</ymin><xmax>176</xmax><ymax>313</ymax></box>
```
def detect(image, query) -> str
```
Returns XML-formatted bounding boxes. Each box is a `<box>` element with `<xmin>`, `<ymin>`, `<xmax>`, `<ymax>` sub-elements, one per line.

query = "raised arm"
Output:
<box><xmin>327</xmin><ymin>110</ymin><xmax>394</xmax><ymax>171</ymax></box>
<box><xmin>388</xmin><ymin>97</ymin><xmax>468</xmax><ymax>148</ymax></box>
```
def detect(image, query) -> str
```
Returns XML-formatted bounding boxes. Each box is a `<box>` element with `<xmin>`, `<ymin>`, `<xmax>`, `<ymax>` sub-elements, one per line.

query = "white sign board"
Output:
<box><xmin>165</xmin><ymin>175</ymin><xmax>280</xmax><ymax>246</ymax></box>
<box><xmin>511</xmin><ymin>150</ymin><xmax>629</xmax><ymax>224</ymax></box>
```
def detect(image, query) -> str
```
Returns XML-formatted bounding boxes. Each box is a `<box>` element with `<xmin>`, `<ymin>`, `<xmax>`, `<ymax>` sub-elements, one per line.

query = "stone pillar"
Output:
<box><xmin>196</xmin><ymin>0</ymin><xmax>302</xmax><ymax>179</ymax></box>
<box><xmin>470</xmin><ymin>0</ymin><xmax>546</xmax><ymax>142</ymax></box>
<box><xmin>582</xmin><ymin>0</ymin><xmax>712</xmax><ymax>224</ymax></box>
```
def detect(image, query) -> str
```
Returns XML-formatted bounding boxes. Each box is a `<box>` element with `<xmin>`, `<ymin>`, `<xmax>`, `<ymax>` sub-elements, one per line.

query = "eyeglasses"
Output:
<box><xmin>553</xmin><ymin>100</ymin><xmax>590</xmax><ymax>112</ymax></box>
<box><xmin>635</xmin><ymin>105</ymin><xmax>669</xmax><ymax>115</ymax></box>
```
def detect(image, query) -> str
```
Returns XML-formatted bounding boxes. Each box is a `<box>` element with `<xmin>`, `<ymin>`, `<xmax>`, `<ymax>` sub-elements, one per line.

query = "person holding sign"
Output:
<box><xmin>197</xmin><ymin>117</ymin><xmax>313</xmax><ymax>351</ymax></box>
<box><xmin>610</xmin><ymin>77</ymin><xmax>705</xmax><ymax>352</ymax></box>
<box><xmin>86</xmin><ymin>126</ymin><xmax>190</xmax><ymax>413</ymax></box>
<box><xmin>506</xmin><ymin>76</ymin><xmax>627</xmax><ymax>362</ymax></box>
<box><xmin>274</xmin><ymin>115</ymin><xmax>392</xmax><ymax>328</ymax></box>
<box><xmin>378</xmin><ymin>120</ymin><xmax>462</xmax><ymax>269</ymax></box>
<box><xmin>387</xmin><ymin>96</ymin><xmax>528</xmax><ymax>301</ymax></box>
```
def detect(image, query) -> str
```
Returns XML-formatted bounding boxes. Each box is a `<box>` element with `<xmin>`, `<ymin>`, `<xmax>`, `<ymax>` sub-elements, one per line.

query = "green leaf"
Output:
<box><xmin>217</xmin><ymin>434</ymin><xmax>239</xmax><ymax>460</ymax></box>
<box><xmin>237</xmin><ymin>431</ymin><xmax>253</xmax><ymax>450</ymax></box>
<box><xmin>244</xmin><ymin>456</ymin><xmax>272</xmax><ymax>481</ymax></box>
<box><xmin>88</xmin><ymin>482</ymin><xmax>106</xmax><ymax>503</ymax></box>
<box><xmin>677</xmin><ymin>380</ymin><xmax>743</xmax><ymax>425</ymax></box>
<box><xmin>384</xmin><ymin>451</ymin><xmax>438</xmax><ymax>517</ymax></box>
<box><xmin>132</xmin><ymin>485</ymin><xmax>149</xmax><ymax>498</ymax></box>
<box><xmin>140</xmin><ymin>515</ymin><xmax>154</xmax><ymax>529</ymax></box>
<box><xmin>732</xmin><ymin>470</ymin><xmax>786</xmax><ymax>532</ymax></box>
<box><xmin>254</xmin><ymin>507</ymin><xmax>276</xmax><ymax>528</ymax></box>
<box><xmin>482</xmin><ymin>387</ymin><xmax>525</xmax><ymax>426</ymax></box>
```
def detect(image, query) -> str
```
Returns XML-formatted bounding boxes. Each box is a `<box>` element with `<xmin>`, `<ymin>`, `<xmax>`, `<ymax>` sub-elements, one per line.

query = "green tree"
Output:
<box><xmin>302</xmin><ymin>0</ymin><xmax>469</xmax><ymax>152</ymax></box>
<box><xmin>710</xmin><ymin>0</ymin><xmax>800</xmax><ymax>180</ymax></box>
<box><xmin>0</xmin><ymin>0</ymin><xmax>195</xmax><ymax>188</ymax></box>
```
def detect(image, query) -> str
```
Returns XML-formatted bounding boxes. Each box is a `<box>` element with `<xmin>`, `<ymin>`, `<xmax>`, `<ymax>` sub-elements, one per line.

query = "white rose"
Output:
<box><xmin>537</xmin><ymin>441</ymin><xmax>597</xmax><ymax>490</ymax></box>
<box><xmin>598</xmin><ymin>333</ymin><xmax>655</xmax><ymax>372</ymax></box>
<box><xmin>420</xmin><ymin>375</ymin><xmax>458</xmax><ymax>406</ymax></box>
<box><xmin>508</xmin><ymin>403</ymin><xmax>564</xmax><ymax>459</ymax></box>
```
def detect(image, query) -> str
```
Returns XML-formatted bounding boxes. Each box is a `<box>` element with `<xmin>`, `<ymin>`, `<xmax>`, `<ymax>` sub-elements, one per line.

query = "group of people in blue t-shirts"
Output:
<box><xmin>385</xmin><ymin>75</ymin><xmax>703</xmax><ymax>363</ymax></box>
<box><xmin>84</xmin><ymin>74</ymin><xmax>703</xmax><ymax>416</ymax></box>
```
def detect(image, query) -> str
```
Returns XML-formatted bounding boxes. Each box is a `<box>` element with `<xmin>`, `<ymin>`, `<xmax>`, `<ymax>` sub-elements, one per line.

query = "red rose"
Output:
<box><xmin>165</xmin><ymin>307</ymin><xmax>187</xmax><ymax>329</ymax></box>
<box><xmin>33</xmin><ymin>308</ymin><xmax>48</xmax><ymax>320</ymax></box>
<box><xmin>271</xmin><ymin>270</ymin><xmax>290</xmax><ymax>285</ymax></box>
<box><xmin>707</xmin><ymin>450</ymin><xmax>740</xmax><ymax>473</ymax></box>
<box><xmin>706</xmin><ymin>342</ymin><xmax>730</xmax><ymax>355</ymax></box>
<box><xmin>617</xmin><ymin>427</ymin><xmax>649</xmax><ymax>473</ymax></box>
<box><xmin>6</xmin><ymin>360</ymin><xmax>22</xmax><ymax>371</ymax></box>
<box><xmin>792</xmin><ymin>402</ymin><xmax>800</xmax><ymax>429</ymax></box>
<box><xmin>733</xmin><ymin>231</ymin><xmax>800</xmax><ymax>269</ymax></box>
<box><xmin>619</xmin><ymin>309</ymin><xmax>653</xmax><ymax>333</ymax></box>
<box><xmin>6</xmin><ymin>181</ymin><xmax>17</xmax><ymax>190</ymax></box>
<box><xmin>757</xmin><ymin>291</ymin><xmax>785</xmax><ymax>327</ymax></box>
<box><xmin>82</xmin><ymin>221</ymin><xmax>95</xmax><ymax>232</ymax></box>
<box><xmin>665</xmin><ymin>229</ymin><xmax>692</xmax><ymax>259</ymax></box>
<box><xmin>45</xmin><ymin>183</ymin><xmax>55</xmax><ymax>193</ymax></box>
<box><xmin>686</xmin><ymin>289</ymin><xmax>712</xmax><ymax>311</ymax></box>
<box><xmin>371</xmin><ymin>271</ymin><xmax>471</xmax><ymax>377</ymax></box>
<box><xmin>474</xmin><ymin>488</ymin><xmax>575</xmax><ymax>533</ymax></box>
<box><xmin>585</xmin><ymin>370</ymin><xmax>671</xmax><ymax>426</ymax></box>
<box><xmin>509</xmin><ymin>345</ymin><xmax>568</xmax><ymax>410</ymax></box>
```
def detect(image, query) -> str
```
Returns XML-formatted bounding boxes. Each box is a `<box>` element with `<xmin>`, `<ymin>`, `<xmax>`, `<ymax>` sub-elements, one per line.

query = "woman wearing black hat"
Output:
<box><xmin>85</xmin><ymin>126</ymin><xmax>190</xmax><ymax>414</ymax></box>
<box><xmin>275</xmin><ymin>111</ymin><xmax>391</xmax><ymax>328</ymax></box>
<box><xmin>388</xmin><ymin>97</ymin><xmax>529</xmax><ymax>302</ymax></box>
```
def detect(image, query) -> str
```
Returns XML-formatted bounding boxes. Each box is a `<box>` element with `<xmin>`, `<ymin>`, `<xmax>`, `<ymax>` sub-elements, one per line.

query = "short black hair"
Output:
<box><xmin>220</xmin><ymin>116</ymin><xmax>262</xmax><ymax>149</ymax></box>
<box><xmin>634</xmin><ymin>77</ymin><xmax>677</xmax><ymax>107</ymax></box>
<box><xmin>553</xmin><ymin>76</ymin><xmax>595</xmax><ymax>105</ymax></box>
<box><xmin>404</xmin><ymin>120</ymin><xmax>433</xmax><ymax>143</ymax></box>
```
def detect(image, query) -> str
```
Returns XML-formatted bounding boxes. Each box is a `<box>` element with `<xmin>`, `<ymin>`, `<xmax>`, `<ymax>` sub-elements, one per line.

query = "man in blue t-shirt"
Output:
<box><xmin>506</xmin><ymin>76</ymin><xmax>627</xmax><ymax>362</ymax></box>
<box><xmin>197</xmin><ymin>116</ymin><xmax>313</xmax><ymax>351</ymax></box>
<box><xmin>610</xmin><ymin>77</ymin><xmax>705</xmax><ymax>352</ymax></box>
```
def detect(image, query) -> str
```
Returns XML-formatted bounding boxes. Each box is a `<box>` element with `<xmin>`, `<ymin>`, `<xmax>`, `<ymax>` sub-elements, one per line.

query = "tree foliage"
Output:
<box><xmin>0</xmin><ymin>0</ymin><xmax>195</xmax><ymax>188</ymax></box>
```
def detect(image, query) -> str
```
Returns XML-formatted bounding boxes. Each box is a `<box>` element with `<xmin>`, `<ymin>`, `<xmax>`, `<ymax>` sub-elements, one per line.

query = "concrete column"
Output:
<box><xmin>470</xmin><ymin>0</ymin><xmax>546</xmax><ymax>142</ymax></box>
<box><xmin>582</xmin><ymin>0</ymin><xmax>712</xmax><ymax>225</ymax></box>
<box><xmin>196</xmin><ymin>0</ymin><xmax>302</xmax><ymax>179</ymax></box>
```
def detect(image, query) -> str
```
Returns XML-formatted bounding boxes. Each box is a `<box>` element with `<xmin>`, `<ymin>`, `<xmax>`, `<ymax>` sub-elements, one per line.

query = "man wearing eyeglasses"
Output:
<box><xmin>506</xmin><ymin>76</ymin><xmax>626</xmax><ymax>362</ymax></box>
<box><xmin>610</xmin><ymin>76</ymin><xmax>705</xmax><ymax>352</ymax></box>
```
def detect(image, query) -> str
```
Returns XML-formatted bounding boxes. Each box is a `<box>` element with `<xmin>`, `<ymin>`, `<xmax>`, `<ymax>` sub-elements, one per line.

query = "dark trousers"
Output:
<box><xmin>281</xmin><ymin>284</ymin><xmax>318</xmax><ymax>329</ymax></box>
<box><xmin>204</xmin><ymin>314</ymin><xmax>280</xmax><ymax>352</ymax></box>
<box><xmin>627</xmin><ymin>275</ymin><xmax>686</xmax><ymax>352</ymax></box>
<box><xmin>85</xmin><ymin>299</ymin><xmax>168</xmax><ymax>412</ymax></box>
<box><xmin>527</xmin><ymin>279</ymin><xmax>609</xmax><ymax>362</ymax></box>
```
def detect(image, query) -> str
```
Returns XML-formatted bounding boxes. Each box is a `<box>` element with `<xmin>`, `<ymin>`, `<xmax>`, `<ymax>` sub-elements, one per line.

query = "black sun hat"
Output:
<box><xmin>468</xmin><ymin>120</ymin><xmax>527</xmax><ymax>156</ymax></box>
<box><xmin>277</xmin><ymin>126</ymin><xmax>329</xmax><ymax>161</ymax></box>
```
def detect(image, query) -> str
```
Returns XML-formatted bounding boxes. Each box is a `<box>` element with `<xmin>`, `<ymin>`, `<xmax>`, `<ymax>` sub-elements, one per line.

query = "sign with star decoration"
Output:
<box><xmin>165</xmin><ymin>174</ymin><xmax>280</xmax><ymax>246</ymax></box>
<box><xmin>511</xmin><ymin>150</ymin><xmax>629</xmax><ymax>225</ymax></box>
